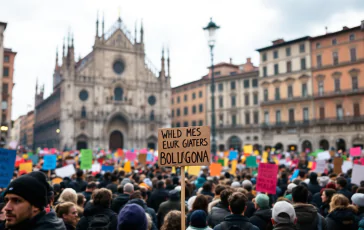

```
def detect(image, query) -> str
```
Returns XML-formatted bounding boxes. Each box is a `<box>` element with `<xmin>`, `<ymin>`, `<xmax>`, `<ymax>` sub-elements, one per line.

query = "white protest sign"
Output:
<box><xmin>341</xmin><ymin>161</ymin><xmax>353</xmax><ymax>173</ymax></box>
<box><xmin>55</xmin><ymin>164</ymin><xmax>76</xmax><ymax>178</ymax></box>
<box><xmin>91</xmin><ymin>163</ymin><xmax>101</xmax><ymax>172</ymax></box>
<box><xmin>317</xmin><ymin>151</ymin><xmax>331</xmax><ymax>160</ymax></box>
<box><xmin>352</xmin><ymin>164</ymin><xmax>364</xmax><ymax>185</ymax></box>
<box><xmin>315</xmin><ymin>160</ymin><xmax>326</xmax><ymax>173</ymax></box>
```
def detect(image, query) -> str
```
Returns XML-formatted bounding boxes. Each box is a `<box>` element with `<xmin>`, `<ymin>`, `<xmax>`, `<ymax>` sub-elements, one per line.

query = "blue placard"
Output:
<box><xmin>101</xmin><ymin>165</ymin><xmax>114</xmax><ymax>172</ymax></box>
<box><xmin>291</xmin><ymin>169</ymin><xmax>300</xmax><ymax>181</ymax></box>
<box><xmin>29</xmin><ymin>155</ymin><xmax>39</xmax><ymax>165</ymax></box>
<box><xmin>229</xmin><ymin>151</ymin><xmax>238</xmax><ymax>160</ymax></box>
<box><xmin>42</xmin><ymin>155</ymin><xmax>57</xmax><ymax>170</ymax></box>
<box><xmin>0</xmin><ymin>149</ymin><xmax>16</xmax><ymax>188</ymax></box>
<box><xmin>146</xmin><ymin>153</ymin><xmax>153</xmax><ymax>162</ymax></box>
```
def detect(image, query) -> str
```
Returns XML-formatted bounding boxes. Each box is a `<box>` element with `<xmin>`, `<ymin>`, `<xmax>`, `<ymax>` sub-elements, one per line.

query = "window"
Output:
<box><xmin>262</xmin><ymin>53</ymin><xmax>267</xmax><ymax>62</ymax></box>
<box><xmin>244</xmin><ymin>79</ymin><xmax>250</xmax><ymax>88</ymax></box>
<box><xmin>299</xmin><ymin>44</ymin><xmax>305</xmax><ymax>53</ymax></box>
<box><xmin>264</xmin><ymin>89</ymin><xmax>268</xmax><ymax>102</ymax></box>
<box><xmin>276</xmin><ymin>110</ymin><xmax>281</xmax><ymax>124</ymax></box>
<box><xmin>253</xmin><ymin>111</ymin><xmax>259</xmax><ymax>124</ymax></box>
<box><xmin>219</xmin><ymin>114</ymin><xmax>224</xmax><ymax>125</ymax></box>
<box><xmin>81</xmin><ymin>106</ymin><xmax>87</xmax><ymax>118</ymax></box>
<box><xmin>253</xmin><ymin>93</ymin><xmax>258</xmax><ymax>105</ymax></box>
<box><xmin>264</xmin><ymin>111</ymin><xmax>269</xmax><ymax>124</ymax></box>
<box><xmin>286</xmin><ymin>61</ymin><xmax>292</xmax><ymax>73</ymax></box>
<box><xmin>171</xmin><ymin>110</ymin><xmax>174</xmax><ymax>117</ymax></box>
<box><xmin>219</xmin><ymin>96</ymin><xmax>223</xmax><ymax>108</ymax></box>
<box><xmin>301</xmin><ymin>83</ymin><xmax>307</xmax><ymax>97</ymax></box>
<box><xmin>192</xmin><ymin>105</ymin><xmax>196</xmax><ymax>114</ymax></box>
<box><xmin>183</xmin><ymin>121</ymin><xmax>189</xmax><ymax>127</ymax></box>
<box><xmin>274</xmin><ymin>64</ymin><xmax>279</xmax><ymax>75</ymax></box>
<box><xmin>2</xmin><ymin>83</ymin><xmax>8</xmax><ymax>94</ymax></box>
<box><xmin>301</xmin><ymin>58</ymin><xmax>306</xmax><ymax>70</ymax></box>
<box><xmin>350</xmin><ymin>33</ymin><xmax>355</xmax><ymax>41</ymax></box>
<box><xmin>176</xmin><ymin>122</ymin><xmax>181</xmax><ymax>127</ymax></box>
<box><xmin>192</xmin><ymin>92</ymin><xmax>196</xmax><ymax>100</ymax></box>
<box><xmin>319</xmin><ymin>107</ymin><xmax>325</xmax><ymax>120</ymax></box>
<box><xmin>171</xmin><ymin>98</ymin><xmax>174</xmax><ymax>104</ymax></box>
<box><xmin>230</xmin><ymin>72</ymin><xmax>237</xmax><ymax>76</ymax></box>
<box><xmin>150</xmin><ymin>110</ymin><xmax>155</xmax><ymax>121</ymax></box>
<box><xmin>303</xmin><ymin>108</ymin><xmax>309</xmax><ymax>121</ymax></box>
<box><xmin>3</xmin><ymin>67</ymin><xmax>9</xmax><ymax>77</ymax></box>
<box><xmin>287</xmin><ymin>85</ymin><xmax>293</xmax><ymax>99</ymax></box>
<box><xmin>114</xmin><ymin>87</ymin><xmax>123</xmax><ymax>101</ymax></box>
<box><xmin>289</xmin><ymin>109</ymin><xmax>295</xmax><ymax>123</ymax></box>
<box><xmin>199</xmin><ymin>120</ymin><xmax>203</xmax><ymax>126</ymax></box>
<box><xmin>354</xmin><ymin>103</ymin><xmax>360</xmax><ymax>117</ymax></box>
<box><xmin>176</xmin><ymin>108</ymin><xmax>180</xmax><ymax>116</ymax></box>
<box><xmin>275</xmin><ymin>87</ymin><xmax>280</xmax><ymax>100</ymax></box>
<box><xmin>184</xmin><ymin>94</ymin><xmax>188</xmax><ymax>101</ymax></box>
<box><xmin>334</xmin><ymin>78</ymin><xmax>340</xmax><ymax>92</ymax></box>
<box><xmin>218</xmin><ymin>83</ymin><xmax>223</xmax><ymax>92</ymax></box>
<box><xmin>336</xmin><ymin>104</ymin><xmax>343</xmax><ymax>120</ymax></box>
<box><xmin>333</xmin><ymin>52</ymin><xmax>339</xmax><ymax>65</ymax></box>
<box><xmin>199</xmin><ymin>91</ymin><xmax>203</xmax><ymax>98</ymax></box>
<box><xmin>231</xmin><ymin>96</ymin><xmax>236</xmax><ymax>107</ymax></box>
<box><xmin>177</xmin><ymin>96</ymin><xmax>180</xmax><ymax>103</ymax></box>
<box><xmin>252</xmin><ymin>79</ymin><xmax>258</xmax><ymax>88</ymax></box>
<box><xmin>286</xmin><ymin>47</ymin><xmax>291</xmax><ymax>56</ymax></box>
<box><xmin>273</xmin><ymin>50</ymin><xmax>278</xmax><ymax>59</ymax></box>
<box><xmin>350</xmin><ymin>48</ymin><xmax>357</xmax><ymax>61</ymax></box>
<box><xmin>317</xmin><ymin>55</ymin><xmax>322</xmax><ymax>68</ymax></box>
<box><xmin>184</xmin><ymin>107</ymin><xmax>188</xmax><ymax>115</ymax></box>
<box><xmin>214</xmin><ymin>71</ymin><xmax>221</xmax><ymax>76</ymax></box>
<box><xmin>199</xmin><ymin>104</ymin><xmax>203</xmax><ymax>113</ymax></box>
<box><xmin>245</xmin><ymin>112</ymin><xmax>250</xmax><ymax>125</ymax></box>
<box><xmin>352</xmin><ymin>76</ymin><xmax>358</xmax><ymax>90</ymax></box>
<box><xmin>231</xmin><ymin>81</ymin><xmax>236</xmax><ymax>90</ymax></box>
<box><xmin>316</xmin><ymin>43</ymin><xmax>321</xmax><ymax>49</ymax></box>
<box><xmin>332</xmin><ymin>38</ymin><xmax>337</xmax><ymax>45</ymax></box>
<box><xmin>4</xmin><ymin>56</ymin><xmax>9</xmax><ymax>62</ymax></box>
<box><xmin>192</xmin><ymin>121</ymin><xmax>197</xmax><ymax>126</ymax></box>
<box><xmin>263</xmin><ymin>67</ymin><xmax>267</xmax><ymax>77</ymax></box>
<box><xmin>231</xmin><ymin>115</ymin><xmax>237</xmax><ymax>125</ymax></box>
<box><xmin>244</xmin><ymin>94</ymin><xmax>250</xmax><ymax>106</ymax></box>
<box><xmin>318</xmin><ymin>81</ymin><xmax>324</xmax><ymax>96</ymax></box>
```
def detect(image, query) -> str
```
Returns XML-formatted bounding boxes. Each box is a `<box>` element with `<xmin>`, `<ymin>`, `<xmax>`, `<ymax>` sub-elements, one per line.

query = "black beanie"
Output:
<box><xmin>28</xmin><ymin>171</ymin><xmax>53</xmax><ymax>196</ymax></box>
<box><xmin>4</xmin><ymin>175</ymin><xmax>47</xmax><ymax>209</ymax></box>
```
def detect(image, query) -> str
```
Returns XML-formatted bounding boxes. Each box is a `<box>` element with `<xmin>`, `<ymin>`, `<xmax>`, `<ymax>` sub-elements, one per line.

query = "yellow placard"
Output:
<box><xmin>254</xmin><ymin>150</ymin><xmax>259</xmax><ymax>156</ymax></box>
<box><xmin>273</xmin><ymin>156</ymin><xmax>279</xmax><ymax>165</ymax></box>
<box><xmin>52</xmin><ymin>177</ymin><xmax>63</xmax><ymax>184</ymax></box>
<box><xmin>22</xmin><ymin>154</ymin><xmax>28</xmax><ymax>159</ymax></box>
<box><xmin>243</xmin><ymin>145</ymin><xmax>253</xmax><ymax>154</ymax></box>
<box><xmin>19</xmin><ymin>162</ymin><xmax>32</xmax><ymax>173</ymax></box>
<box><xmin>308</xmin><ymin>161</ymin><xmax>313</xmax><ymax>168</ymax></box>
<box><xmin>124</xmin><ymin>161</ymin><xmax>131</xmax><ymax>173</ymax></box>
<box><xmin>224</xmin><ymin>158</ymin><xmax>229</xmax><ymax>167</ymax></box>
<box><xmin>188</xmin><ymin>166</ymin><xmax>201</xmax><ymax>176</ymax></box>
<box><xmin>262</xmin><ymin>151</ymin><xmax>268</xmax><ymax>163</ymax></box>
<box><xmin>172</xmin><ymin>167</ymin><xmax>176</xmax><ymax>174</ymax></box>
<box><xmin>230</xmin><ymin>160</ymin><xmax>237</xmax><ymax>174</ymax></box>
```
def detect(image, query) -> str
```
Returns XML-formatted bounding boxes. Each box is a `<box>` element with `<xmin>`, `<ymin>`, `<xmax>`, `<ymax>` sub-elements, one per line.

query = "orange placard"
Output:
<box><xmin>209</xmin><ymin>163</ymin><xmax>222</xmax><ymax>177</ymax></box>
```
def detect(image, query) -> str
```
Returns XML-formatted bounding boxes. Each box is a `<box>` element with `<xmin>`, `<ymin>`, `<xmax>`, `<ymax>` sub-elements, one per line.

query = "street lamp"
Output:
<box><xmin>203</xmin><ymin>18</ymin><xmax>220</xmax><ymax>159</ymax></box>
<box><xmin>56</xmin><ymin>128</ymin><xmax>60</xmax><ymax>134</ymax></box>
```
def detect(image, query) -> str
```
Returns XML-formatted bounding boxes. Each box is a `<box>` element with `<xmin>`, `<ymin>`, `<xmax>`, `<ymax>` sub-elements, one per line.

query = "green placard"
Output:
<box><xmin>217</xmin><ymin>158</ymin><xmax>224</xmax><ymax>167</ymax></box>
<box><xmin>80</xmin><ymin>149</ymin><xmax>93</xmax><ymax>170</ymax></box>
<box><xmin>27</xmin><ymin>152</ymin><xmax>33</xmax><ymax>157</ymax></box>
<box><xmin>246</xmin><ymin>156</ymin><xmax>258</xmax><ymax>168</ymax></box>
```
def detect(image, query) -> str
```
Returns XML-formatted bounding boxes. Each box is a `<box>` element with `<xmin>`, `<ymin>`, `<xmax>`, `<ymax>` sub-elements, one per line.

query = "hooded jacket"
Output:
<box><xmin>326</xmin><ymin>207</ymin><xmax>359</xmax><ymax>230</ymax></box>
<box><xmin>273</xmin><ymin>223</ymin><xmax>297</xmax><ymax>230</ymax></box>
<box><xmin>213</xmin><ymin>214</ymin><xmax>259</xmax><ymax>230</ymax></box>
<box><xmin>293</xmin><ymin>203</ymin><xmax>327</xmax><ymax>230</ymax></box>
<box><xmin>207</xmin><ymin>202</ymin><xmax>230</xmax><ymax>228</ymax></box>
<box><xmin>126</xmin><ymin>198</ymin><xmax>158</xmax><ymax>230</ymax></box>
<box><xmin>157</xmin><ymin>198</ymin><xmax>188</xmax><ymax>228</ymax></box>
<box><xmin>249</xmin><ymin>208</ymin><xmax>272</xmax><ymax>230</ymax></box>
<box><xmin>76</xmin><ymin>204</ymin><xmax>117</xmax><ymax>230</ymax></box>
<box><xmin>111</xmin><ymin>193</ymin><xmax>130</xmax><ymax>214</ymax></box>
<box><xmin>5</xmin><ymin>210</ymin><xmax>66</xmax><ymax>230</ymax></box>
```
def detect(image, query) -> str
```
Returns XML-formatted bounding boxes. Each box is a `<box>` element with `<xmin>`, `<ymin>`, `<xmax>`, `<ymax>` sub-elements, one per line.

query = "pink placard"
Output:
<box><xmin>139</xmin><ymin>148</ymin><xmax>148</xmax><ymax>154</ymax></box>
<box><xmin>256</xmin><ymin>163</ymin><xmax>278</xmax><ymax>194</ymax></box>
<box><xmin>360</xmin><ymin>158</ymin><xmax>364</xmax><ymax>165</ymax></box>
<box><xmin>350</xmin><ymin>147</ymin><xmax>361</xmax><ymax>157</ymax></box>
<box><xmin>125</xmin><ymin>151</ymin><xmax>137</xmax><ymax>161</ymax></box>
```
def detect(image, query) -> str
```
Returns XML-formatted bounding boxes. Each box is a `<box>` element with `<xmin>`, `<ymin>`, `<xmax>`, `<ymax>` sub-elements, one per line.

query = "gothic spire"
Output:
<box><xmin>102</xmin><ymin>12</ymin><xmax>105</xmax><ymax>40</ymax></box>
<box><xmin>140</xmin><ymin>19</ymin><xmax>144</xmax><ymax>43</ymax></box>
<box><xmin>161</xmin><ymin>46</ymin><xmax>165</xmax><ymax>76</ymax></box>
<box><xmin>167</xmin><ymin>47</ymin><xmax>170</xmax><ymax>77</ymax></box>
<box><xmin>62</xmin><ymin>37</ymin><xmax>65</xmax><ymax>57</ymax></box>
<box><xmin>134</xmin><ymin>20</ymin><xmax>137</xmax><ymax>43</ymax></box>
<box><xmin>71</xmin><ymin>33</ymin><xmax>74</xmax><ymax>48</ymax></box>
<box><xmin>96</xmin><ymin>11</ymin><xmax>99</xmax><ymax>37</ymax></box>
<box><xmin>35</xmin><ymin>77</ymin><xmax>38</xmax><ymax>94</ymax></box>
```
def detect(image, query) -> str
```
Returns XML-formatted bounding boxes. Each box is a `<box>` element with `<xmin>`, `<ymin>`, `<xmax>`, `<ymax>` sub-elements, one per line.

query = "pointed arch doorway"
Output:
<box><xmin>109</xmin><ymin>130</ymin><xmax>124</xmax><ymax>151</ymax></box>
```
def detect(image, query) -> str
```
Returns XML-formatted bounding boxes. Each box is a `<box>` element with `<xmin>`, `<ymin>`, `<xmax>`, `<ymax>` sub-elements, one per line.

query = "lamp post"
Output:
<box><xmin>203</xmin><ymin>18</ymin><xmax>220</xmax><ymax>159</ymax></box>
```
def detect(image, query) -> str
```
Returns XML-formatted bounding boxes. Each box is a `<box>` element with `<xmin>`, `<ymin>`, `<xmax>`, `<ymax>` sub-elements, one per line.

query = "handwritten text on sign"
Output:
<box><xmin>256</xmin><ymin>163</ymin><xmax>278</xmax><ymax>194</ymax></box>
<box><xmin>158</xmin><ymin>126</ymin><xmax>211</xmax><ymax>167</ymax></box>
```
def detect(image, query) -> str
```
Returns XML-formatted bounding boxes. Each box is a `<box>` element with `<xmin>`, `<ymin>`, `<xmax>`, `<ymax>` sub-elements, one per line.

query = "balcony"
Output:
<box><xmin>261</xmin><ymin>120</ymin><xmax>311</xmax><ymax>129</ymax></box>
<box><xmin>218</xmin><ymin>124</ymin><xmax>260</xmax><ymax>131</ymax></box>
<box><xmin>313</xmin><ymin>87</ymin><xmax>364</xmax><ymax>99</ymax></box>
<box><xmin>261</xmin><ymin>96</ymin><xmax>313</xmax><ymax>106</ymax></box>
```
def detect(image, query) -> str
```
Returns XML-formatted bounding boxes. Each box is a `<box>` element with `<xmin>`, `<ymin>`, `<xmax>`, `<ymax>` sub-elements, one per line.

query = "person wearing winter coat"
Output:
<box><xmin>325</xmin><ymin>194</ymin><xmax>359</xmax><ymax>230</ymax></box>
<box><xmin>207</xmin><ymin>188</ymin><xmax>233</xmax><ymax>228</ymax></box>
<box><xmin>126</xmin><ymin>196</ymin><xmax>158</xmax><ymax>230</ymax></box>
<box><xmin>271</xmin><ymin>201</ymin><xmax>297</xmax><ymax>230</ymax></box>
<box><xmin>307</xmin><ymin>173</ymin><xmax>322</xmax><ymax>196</ymax></box>
<box><xmin>352</xmin><ymin>193</ymin><xmax>364</xmax><ymax>218</ymax></box>
<box><xmin>186</xmin><ymin>210</ymin><xmax>212</xmax><ymax>230</ymax></box>
<box><xmin>249</xmin><ymin>194</ymin><xmax>272</xmax><ymax>230</ymax></box>
<box><xmin>111</xmin><ymin>183</ymin><xmax>133</xmax><ymax>214</ymax></box>
<box><xmin>320</xmin><ymin>188</ymin><xmax>336</xmax><ymax>217</ymax></box>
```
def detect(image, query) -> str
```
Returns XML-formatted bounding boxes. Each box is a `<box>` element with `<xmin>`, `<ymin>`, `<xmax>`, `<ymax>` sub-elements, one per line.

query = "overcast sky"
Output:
<box><xmin>1</xmin><ymin>0</ymin><xmax>364</xmax><ymax>120</ymax></box>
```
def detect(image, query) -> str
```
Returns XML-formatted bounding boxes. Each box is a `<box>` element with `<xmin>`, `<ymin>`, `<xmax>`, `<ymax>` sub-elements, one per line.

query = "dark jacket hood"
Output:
<box><xmin>294</xmin><ymin>203</ymin><xmax>318</xmax><ymax>225</ymax></box>
<box><xmin>83</xmin><ymin>203</ymin><xmax>115</xmax><ymax>217</ymax></box>
<box><xmin>127</xmin><ymin>198</ymin><xmax>148</xmax><ymax>210</ymax></box>
<box><xmin>254</xmin><ymin>208</ymin><xmax>272</xmax><ymax>222</ymax></box>
<box><xmin>224</xmin><ymin>214</ymin><xmax>251</xmax><ymax>223</ymax></box>
<box><xmin>8</xmin><ymin>210</ymin><xmax>66</xmax><ymax>230</ymax></box>
<box><xmin>327</xmin><ymin>208</ymin><xmax>358</xmax><ymax>225</ymax></box>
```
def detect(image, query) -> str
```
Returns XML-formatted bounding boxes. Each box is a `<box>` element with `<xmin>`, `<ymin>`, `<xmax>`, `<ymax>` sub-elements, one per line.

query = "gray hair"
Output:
<box><xmin>123</xmin><ymin>183</ymin><xmax>134</xmax><ymax>194</ymax></box>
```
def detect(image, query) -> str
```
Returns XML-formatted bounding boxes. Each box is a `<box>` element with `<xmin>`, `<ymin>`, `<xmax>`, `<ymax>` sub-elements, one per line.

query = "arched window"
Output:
<box><xmin>150</xmin><ymin>110</ymin><xmax>155</xmax><ymax>121</ymax></box>
<box><xmin>81</xmin><ymin>106</ymin><xmax>87</xmax><ymax>118</ymax></box>
<box><xmin>114</xmin><ymin>87</ymin><xmax>123</xmax><ymax>101</ymax></box>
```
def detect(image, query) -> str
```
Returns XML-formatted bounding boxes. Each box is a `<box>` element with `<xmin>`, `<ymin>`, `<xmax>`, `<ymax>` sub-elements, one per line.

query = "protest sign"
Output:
<box><xmin>246</xmin><ymin>156</ymin><xmax>258</xmax><ymax>168</ymax></box>
<box><xmin>126</xmin><ymin>151</ymin><xmax>137</xmax><ymax>161</ymax></box>
<box><xmin>55</xmin><ymin>164</ymin><xmax>76</xmax><ymax>178</ymax></box>
<box><xmin>350</xmin><ymin>147</ymin><xmax>361</xmax><ymax>157</ymax></box>
<box><xmin>22</xmin><ymin>154</ymin><xmax>28</xmax><ymax>159</ymax></box>
<box><xmin>52</xmin><ymin>177</ymin><xmax>63</xmax><ymax>184</ymax></box>
<box><xmin>209</xmin><ymin>163</ymin><xmax>222</xmax><ymax>177</ymax></box>
<box><xmin>80</xmin><ymin>149</ymin><xmax>93</xmax><ymax>170</ymax></box>
<box><xmin>291</xmin><ymin>169</ymin><xmax>299</xmax><ymax>181</ymax></box>
<box><xmin>91</xmin><ymin>163</ymin><xmax>101</xmax><ymax>173</ymax></box>
<box><xmin>0</xmin><ymin>149</ymin><xmax>16</xmax><ymax>187</ymax></box>
<box><xmin>317</xmin><ymin>151</ymin><xmax>331</xmax><ymax>160</ymax></box>
<box><xmin>243</xmin><ymin>145</ymin><xmax>253</xmax><ymax>154</ymax></box>
<box><xmin>315</xmin><ymin>160</ymin><xmax>326</xmax><ymax>173</ymax></box>
<box><xmin>188</xmin><ymin>166</ymin><xmax>201</xmax><ymax>176</ymax></box>
<box><xmin>217</xmin><ymin>158</ymin><xmax>224</xmax><ymax>167</ymax></box>
<box><xmin>229</xmin><ymin>150</ymin><xmax>238</xmax><ymax>160</ymax></box>
<box><xmin>29</xmin><ymin>155</ymin><xmax>39</xmax><ymax>165</ymax></box>
<box><xmin>138</xmin><ymin>154</ymin><xmax>147</xmax><ymax>165</ymax></box>
<box><xmin>19</xmin><ymin>162</ymin><xmax>32</xmax><ymax>173</ymax></box>
<box><xmin>101</xmin><ymin>165</ymin><xmax>114</xmax><ymax>172</ymax></box>
<box><xmin>262</xmin><ymin>151</ymin><xmax>268</xmax><ymax>163</ymax></box>
<box><xmin>117</xmin><ymin>148</ymin><xmax>123</xmax><ymax>157</ymax></box>
<box><xmin>352</xmin><ymin>164</ymin><xmax>364</xmax><ymax>185</ymax></box>
<box><xmin>42</xmin><ymin>155</ymin><xmax>57</xmax><ymax>170</ymax></box>
<box><xmin>342</xmin><ymin>161</ymin><xmax>353</xmax><ymax>173</ymax></box>
<box><xmin>230</xmin><ymin>160</ymin><xmax>237</xmax><ymax>174</ymax></box>
<box><xmin>256</xmin><ymin>163</ymin><xmax>278</xmax><ymax>194</ymax></box>
<box><xmin>123</xmin><ymin>161</ymin><xmax>131</xmax><ymax>173</ymax></box>
<box><xmin>333</xmin><ymin>157</ymin><xmax>343</xmax><ymax>174</ymax></box>
<box><xmin>158</xmin><ymin>126</ymin><xmax>211</xmax><ymax>167</ymax></box>
<box><xmin>146</xmin><ymin>153</ymin><xmax>153</xmax><ymax>162</ymax></box>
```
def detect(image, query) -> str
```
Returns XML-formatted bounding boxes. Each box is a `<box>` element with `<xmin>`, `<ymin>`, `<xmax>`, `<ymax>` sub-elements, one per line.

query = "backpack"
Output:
<box><xmin>87</xmin><ymin>214</ymin><xmax>110</xmax><ymax>230</ymax></box>
<box><xmin>221</xmin><ymin>222</ymin><xmax>254</xmax><ymax>230</ymax></box>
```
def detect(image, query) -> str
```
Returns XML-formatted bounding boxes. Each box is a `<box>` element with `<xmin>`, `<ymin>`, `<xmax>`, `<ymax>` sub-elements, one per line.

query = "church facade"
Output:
<box><xmin>34</xmin><ymin>16</ymin><xmax>171</xmax><ymax>151</ymax></box>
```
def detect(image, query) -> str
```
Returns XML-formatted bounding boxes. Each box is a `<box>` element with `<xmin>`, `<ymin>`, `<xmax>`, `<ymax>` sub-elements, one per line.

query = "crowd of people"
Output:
<box><xmin>0</xmin><ymin>151</ymin><xmax>363</xmax><ymax>230</ymax></box>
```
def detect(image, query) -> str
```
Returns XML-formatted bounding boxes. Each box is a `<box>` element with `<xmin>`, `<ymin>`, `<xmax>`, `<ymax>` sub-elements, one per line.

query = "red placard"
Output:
<box><xmin>256</xmin><ymin>163</ymin><xmax>278</xmax><ymax>194</ymax></box>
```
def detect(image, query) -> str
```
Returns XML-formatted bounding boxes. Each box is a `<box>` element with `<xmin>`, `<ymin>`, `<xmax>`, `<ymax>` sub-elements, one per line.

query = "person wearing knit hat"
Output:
<box><xmin>231</xmin><ymin>181</ymin><xmax>241</xmax><ymax>188</ymax></box>
<box><xmin>250</xmin><ymin>194</ymin><xmax>272</xmax><ymax>230</ymax></box>
<box><xmin>271</xmin><ymin>201</ymin><xmax>297</xmax><ymax>229</ymax></box>
<box><xmin>284</xmin><ymin>183</ymin><xmax>297</xmax><ymax>201</ymax></box>
<box><xmin>352</xmin><ymin>193</ymin><xmax>364</xmax><ymax>217</ymax></box>
<box><xmin>3</xmin><ymin>175</ymin><xmax>66</xmax><ymax>230</ymax></box>
<box><xmin>118</xmin><ymin>203</ymin><xmax>147</xmax><ymax>230</ymax></box>
<box><xmin>187</xmin><ymin>210</ymin><xmax>212</xmax><ymax>230</ymax></box>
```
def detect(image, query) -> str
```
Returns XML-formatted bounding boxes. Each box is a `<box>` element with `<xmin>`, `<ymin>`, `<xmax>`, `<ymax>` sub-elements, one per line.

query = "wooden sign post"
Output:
<box><xmin>158</xmin><ymin>126</ymin><xmax>211</xmax><ymax>230</ymax></box>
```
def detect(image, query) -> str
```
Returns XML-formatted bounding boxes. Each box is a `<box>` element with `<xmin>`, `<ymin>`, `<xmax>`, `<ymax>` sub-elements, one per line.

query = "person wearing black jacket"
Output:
<box><xmin>68</xmin><ymin>170</ymin><xmax>87</xmax><ymax>193</ymax></box>
<box><xmin>308</xmin><ymin>172</ymin><xmax>322</xmax><ymax>196</ymax></box>
<box><xmin>148</xmin><ymin>180</ymin><xmax>169</xmax><ymax>212</ymax></box>
<box><xmin>111</xmin><ymin>183</ymin><xmax>133</xmax><ymax>214</ymax></box>
<box><xmin>208</xmin><ymin>188</ymin><xmax>233</xmax><ymax>228</ymax></box>
<box><xmin>213</xmin><ymin>192</ymin><xmax>259</xmax><ymax>230</ymax></box>
<box><xmin>250</xmin><ymin>194</ymin><xmax>272</xmax><ymax>230</ymax></box>
<box><xmin>126</xmin><ymin>198</ymin><xmax>158</xmax><ymax>230</ymax></box>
